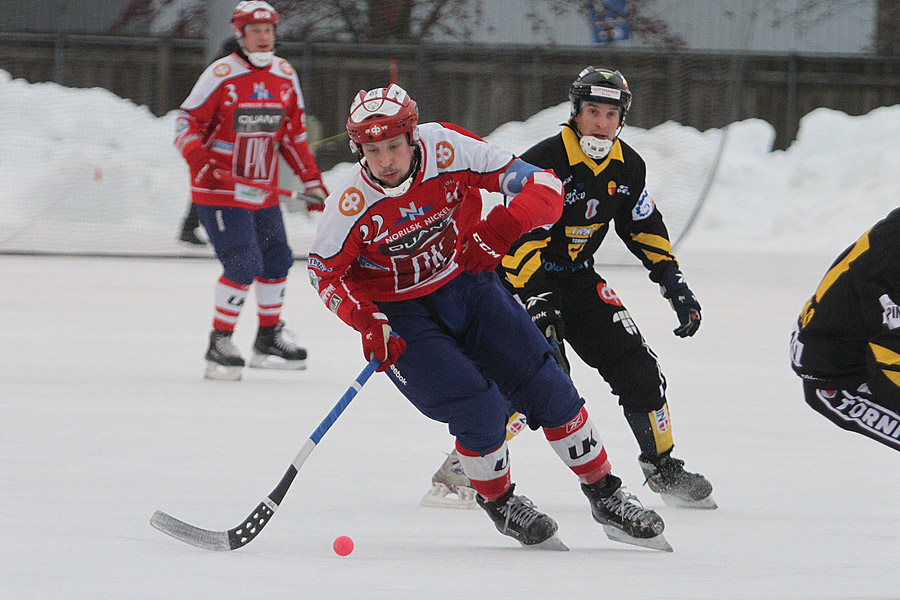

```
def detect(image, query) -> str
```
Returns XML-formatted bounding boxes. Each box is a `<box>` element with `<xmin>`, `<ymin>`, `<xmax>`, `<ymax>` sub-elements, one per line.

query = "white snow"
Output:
<box><xmin>1</xmin><ymin>70</ymin><xmax>900</xmax><ymax>599</ymax></box>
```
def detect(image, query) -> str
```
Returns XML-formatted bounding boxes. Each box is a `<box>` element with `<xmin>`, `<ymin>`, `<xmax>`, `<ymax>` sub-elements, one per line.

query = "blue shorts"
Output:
<box><xmin>196</xmin><ymin>204</ymin><xmax>293</xmax><ymax>285</ymax></box>
<box><xmin>377</xmin><ymin>271</ymin><xmax>584</xmax><ymax>454</ymax></box>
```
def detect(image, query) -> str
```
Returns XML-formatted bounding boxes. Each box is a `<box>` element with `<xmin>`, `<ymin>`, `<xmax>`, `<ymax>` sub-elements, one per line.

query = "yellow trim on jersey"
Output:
<box><xmin>871</xmin><ymin>343</ymin><xmax>900</xmax><ymax>366</ymax></box>
<box><xmin>502</xmin><ymin>238</ymin><xmax>550</xmax><ymax>289</ymax></box>
<box><xmin>566</xmin><ymin>223</ymin><xmax>603</xmax><ymax>261</ymax></box>
<box><xmin>885</xmin><ymin>371</ymin><xmax>900</xmax><ymax>388</ymax></box>
<box><xmin>630</xmin><ymin>232</ymin><xmax>675</xmax><ymax>264</ymax></box>
<box><xmin>816</xmin><ymin>231</ymin><xmax>871</xmax><ymax>303</ymax></box>
<box><xmin>801</xmin><ymin>230</ymin><xmax>871</xmax><ymax>328</ymax></box>
<box><xmin>870</xmin><ymin>343</ymin><xmax>900</xmax><ymax>387</ymax></box>
<box><xmin>561</xmin><ymin>124</ymin><xmax>624</xmax><ymax>176</ymax></box>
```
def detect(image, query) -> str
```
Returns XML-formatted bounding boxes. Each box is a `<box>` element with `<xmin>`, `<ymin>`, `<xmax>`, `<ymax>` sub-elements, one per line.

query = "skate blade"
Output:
<box><xmin>420</xmin><ymin>483</ymin><xmax>477</xmax><ymax>509</ymax></box>
<box><xmin>248</xmin><ymin>353</ymin><xmax>307</xmax><ymax>370</ymax></box>
<box><xmin>204</xmin><ymin>362</ymin><xmax>242</xmax><ymax>381</ymax></box>
<box><xmin>659</xmin><ymin>492</ymin><xmax>718</xmax><ymax>510</ymax></box>
<box><xmin>521</xmin><ymin>534</ymin><xmax>569</xmax><ymax>551</ymax></box>
<box><xmin>602</xmin><ymin>524</ymin><xmax>673</xmax><ymax>552</ymax></box>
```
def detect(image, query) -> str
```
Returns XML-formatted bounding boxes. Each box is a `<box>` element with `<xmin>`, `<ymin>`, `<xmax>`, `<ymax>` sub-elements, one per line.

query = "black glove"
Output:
<box><xmin>525</xmin><ymin>292</ymin><xmax>571</xmax><ymax>374</ymax></box>
<box><xmin>658</xmin><ymin>268</ymin><xmax>701</xmax><ymax>338</ymax></box>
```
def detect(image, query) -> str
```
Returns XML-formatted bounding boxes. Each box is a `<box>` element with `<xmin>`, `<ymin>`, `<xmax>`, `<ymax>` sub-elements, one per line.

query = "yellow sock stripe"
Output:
<box><xmin>506</xmin><ymin>412</ymin><xmax>527</xmax><ymax>441</ymax></box>
<box><xmin>651</xmin><ymin>403</ymin><xmax>674</xmax><ymax>455</ymax></box>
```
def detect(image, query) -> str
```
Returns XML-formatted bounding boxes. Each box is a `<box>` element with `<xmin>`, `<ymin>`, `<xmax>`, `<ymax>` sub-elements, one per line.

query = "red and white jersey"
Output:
<box><xmin>308</xmin><ymin>122</ymin><xmax>563</xmax><ymax>329</ymax></box>
<box><xmin>175</xmin><ymin>52</ymin><xmax>323</xmax><ymax>209</ymax></box>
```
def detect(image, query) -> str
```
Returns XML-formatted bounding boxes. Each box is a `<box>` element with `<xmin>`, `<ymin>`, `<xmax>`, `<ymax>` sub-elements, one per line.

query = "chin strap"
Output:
<box><xmin>246</xmin><ymin>51</ymin><xmax>274</xmax><ymax>67</ymax></box>
<box><xmin>365</xmin><ymin>145</ymin><xmax>421</xmax><ymax>197</ymax></box>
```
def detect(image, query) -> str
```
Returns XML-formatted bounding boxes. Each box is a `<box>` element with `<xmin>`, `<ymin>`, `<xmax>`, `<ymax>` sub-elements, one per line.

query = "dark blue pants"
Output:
<box><xmin>196</xmin><ymin>204</ymin><xmax>294</xmax><ymax>285</ymax></box>
<box><xmin>377</xmin><ymin>271</ymin><xmax>584</xmax><ymax>455</ymax></box>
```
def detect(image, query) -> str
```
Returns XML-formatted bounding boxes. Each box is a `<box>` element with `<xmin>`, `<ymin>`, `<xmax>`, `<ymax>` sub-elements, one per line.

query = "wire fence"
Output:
<box><xmin>1</xmin><ymin>34</ymin><xmax>899</xmax><ymax>260</ymax></box>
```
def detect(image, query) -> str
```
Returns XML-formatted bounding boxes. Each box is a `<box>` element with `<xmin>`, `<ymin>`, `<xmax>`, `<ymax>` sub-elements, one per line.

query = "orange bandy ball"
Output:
<box><xmin>333</xmin><ymin>535</ymin><xmax>354</xmax><ymax>556</ymax></box>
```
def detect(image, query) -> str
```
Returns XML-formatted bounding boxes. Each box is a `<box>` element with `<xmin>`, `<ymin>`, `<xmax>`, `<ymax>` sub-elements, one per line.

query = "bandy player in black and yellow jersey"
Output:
<box><xmin>423</xmin><ymin>67</ymin><xmax>714</xmax><ymax>510</ymax></box>
<box><xmin>499</xmin><ymin>67</ymin><xmax>714</xmax><ymax>509</ymax></box>
<box><xmin>792</xmin><ymin>208</ymin><xmax>900</xmax><ymax>453</ymax></box>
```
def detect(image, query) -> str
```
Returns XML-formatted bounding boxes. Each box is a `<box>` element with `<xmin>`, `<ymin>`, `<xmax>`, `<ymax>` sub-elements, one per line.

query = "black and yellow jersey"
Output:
<box><xmin>793</xmin><ymin>207</ymin><xmax>900</xmax><ymax>405</ymax></box>
<box><xmin>500</xmin><ymin>120</ymin><xmax>677</xmax><ymax>292</ymax></box>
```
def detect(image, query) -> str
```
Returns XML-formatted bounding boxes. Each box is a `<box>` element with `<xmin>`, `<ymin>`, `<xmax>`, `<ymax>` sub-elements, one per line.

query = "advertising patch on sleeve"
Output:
<box><xmin>339</xmin><ymin>187</ymin><xmax>366</xmax><ymax>217</ymax></box>
<box><xmin>632</xmin><ymin>189</ymin><xmax>655</xmax><ymax>221</ymax></box>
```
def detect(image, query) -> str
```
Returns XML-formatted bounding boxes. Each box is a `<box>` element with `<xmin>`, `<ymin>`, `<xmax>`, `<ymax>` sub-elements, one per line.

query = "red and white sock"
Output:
<box><xmin>255</xmin><ymin>277</ymin><xmax>286</xmax><ymax>329</ymax></box>
<box><xmin>455</xmin><ymin>440</ymin><xmax>511</xmax><ymax>502</ymax></box>
<box><xmin>543</xmin><ymin>407</ymin><xmax>611</xmax><ymax>485</ymax></box>
<box><xmin>213</xmin><ymin>276</ymin><xmax>249</xmax><ymax>332</ymax></box>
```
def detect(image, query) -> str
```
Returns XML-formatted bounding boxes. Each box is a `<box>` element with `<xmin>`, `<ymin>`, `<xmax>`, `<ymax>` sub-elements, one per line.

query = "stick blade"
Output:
<box><xmin>150</xmin><ymin>510</ymin><xmax>233</xmax><ymax>551</ymax></box>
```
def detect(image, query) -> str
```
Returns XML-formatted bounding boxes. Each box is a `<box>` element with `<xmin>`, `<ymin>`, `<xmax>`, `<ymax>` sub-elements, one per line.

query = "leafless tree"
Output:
<box><xmin>111</xmin><ymin>0</ymin><xmax>684</xmax><ymax>46</ymax></box>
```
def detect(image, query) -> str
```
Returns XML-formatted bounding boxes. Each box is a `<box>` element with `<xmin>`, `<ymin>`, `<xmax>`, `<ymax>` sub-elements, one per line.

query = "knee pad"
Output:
<box><xmin>220</xmin><ymin>244</ymin><xmax>263</xmax><ymax>285</ymax></box>
<box><xmin>261</xmin><ymin>242</ymin><xmax>294</xmax><ymax>280</ymax></box>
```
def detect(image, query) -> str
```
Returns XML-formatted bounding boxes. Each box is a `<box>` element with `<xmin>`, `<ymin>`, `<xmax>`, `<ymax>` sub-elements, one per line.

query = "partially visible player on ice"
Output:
<box><xmin>307</xmin><ymin>83</ymin><xmax>671</xmax><ymax>551</ymax></box>
<box><xmin>424</xmin><ymin>66</ymin><xmax>715</xmax><ymax>511</ymax></box>
<box><xmin>791</xmin><ymin>207</ymin><xmax>900</xmax><ymax>453</ymax></box>
<box><xmin>175</xmin><ymin>1</ymin><xmax>327</xmax><ymax>380</ymax></box>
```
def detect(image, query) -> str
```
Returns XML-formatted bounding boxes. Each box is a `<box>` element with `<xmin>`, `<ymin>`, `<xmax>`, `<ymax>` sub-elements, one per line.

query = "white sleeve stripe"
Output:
<box><xmin>532</xmin><ymin>170</ymin><xmax>563</xmax><ymax>193</ymax></box>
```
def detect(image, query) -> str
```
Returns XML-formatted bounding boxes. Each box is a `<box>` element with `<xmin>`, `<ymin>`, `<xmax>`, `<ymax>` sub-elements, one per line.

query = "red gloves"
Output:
<box><xmin>458</xmin><ymin>206</ymin><xmax>521</xmax><ymax>273</ymax></box>
<box><xmin>304</xmin><ymin>185</ymin><xmax>328</xmax><ymax>212</ymax></box>
<box><xmin>351</xmin><ymin>310</ymin><xmax>406</xmax><ymax>372</ymax></box>
<box><xmin>184</xmin><ymin>145</ymin><xmax>225</xmax><ymax>189</ymax></box>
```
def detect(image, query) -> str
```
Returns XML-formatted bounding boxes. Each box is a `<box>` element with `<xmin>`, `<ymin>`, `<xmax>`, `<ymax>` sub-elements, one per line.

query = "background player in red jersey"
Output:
<box><xmin>175</xmin><ymin>1</ymin><xmax>327</xmax><ymax>380</ymax></box>
<box><xmin>307</xmin><ymin>84</ymin><xmax>671</xmax><ymax>552</ymax></box>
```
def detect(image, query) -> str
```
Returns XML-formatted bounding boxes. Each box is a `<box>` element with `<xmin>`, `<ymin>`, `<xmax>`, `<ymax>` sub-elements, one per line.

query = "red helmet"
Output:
<box><xmin>231</xmin><ymin>1</ymin><xmax>279</xmax><ymax>38</ymax></box>
<box><xmin>346</xmin><ymin>84</ymin><xmax>419</xmax><ymax>151</ymax></box>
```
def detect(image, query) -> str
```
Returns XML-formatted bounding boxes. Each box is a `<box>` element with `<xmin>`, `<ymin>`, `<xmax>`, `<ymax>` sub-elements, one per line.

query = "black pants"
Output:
<box><xmin>803</xmin><ymin>380</ymin><xmax>900</xmax><ymax>453</ymax></box>
<box><xmin>535</xmin><ymin>269</ymin><xmax>668</xmax><ymax>413</ymax></box>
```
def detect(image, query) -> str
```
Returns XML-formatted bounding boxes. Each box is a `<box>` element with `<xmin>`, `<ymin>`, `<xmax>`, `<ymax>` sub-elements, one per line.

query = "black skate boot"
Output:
<box><xmin>204</xmin><ymin>330</ymin><xmax>244</xmax><ymax>381</ymax></box>
<box><xmin>639</xmin><ymin>451</ymin><xmax>717</xmax><ymax>509</ymax></box>
<box><xmin>178</xmin><ymin>205</ymin><xmax>206</xmax><ymax>245</ymax></box>
<box><xmin>582</xmin><ymin>474</ymin><xmax>672</xmax><ymax>552</ymax></box>
<box><xmin>420</xmin><ymin>449</ymin><xmax>476</xmax><ymax>509</ymax></box>
<box><xmin>179</xmin><ymin>225</ymin><xmax>205</xmax><ymax>245</ymax></box>
<box><xmin>249</xmin><ymin>321</ymin><xmax>307</xmax><ymax>370</ymax></box>
<box><xmin>476</xmin><ymin>485</ymin><xmax>568</xmax><ymax>551</ymax></box>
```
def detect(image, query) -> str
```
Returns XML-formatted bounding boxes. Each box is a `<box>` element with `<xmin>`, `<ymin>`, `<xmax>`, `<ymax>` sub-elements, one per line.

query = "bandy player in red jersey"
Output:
<box><xmin>175</xmin><ymin>1</ymin><xmax>327</xmax><ymax>380</ymax></box>
<box><xmin>307</xmin><ymin>84</ymin><xmax>671</xmax><ymax>552</ymax></box>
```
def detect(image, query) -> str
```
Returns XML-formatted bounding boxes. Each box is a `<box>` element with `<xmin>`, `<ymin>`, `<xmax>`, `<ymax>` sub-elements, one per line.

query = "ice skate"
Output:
<box><xmin>582</xmin><ymin>474</ymin><xmax>672</xmax><ymax>552</ymax></box>
<box><xmin>639</xmin><ymin>452</ymin><xmax>717</xmax><ymax>509</ymax></box>
<box><xmin>249</xmin><ymin>321</ymin><xmax>307</xmax><ymax>370</ymax></box>
<box><xmin>420</xmin><ymin>449</ymin><xmax>477</xmax><ymax>509</ymax></box>
<box><xmin>476</xmin><ymin>485</ymin><xmax>568</xmax><ymax>551</ymax></box>
<box><xmin>204</xmin><ymin>330</ymin><xmax>244</xmax><ymax>381</ymax></box>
